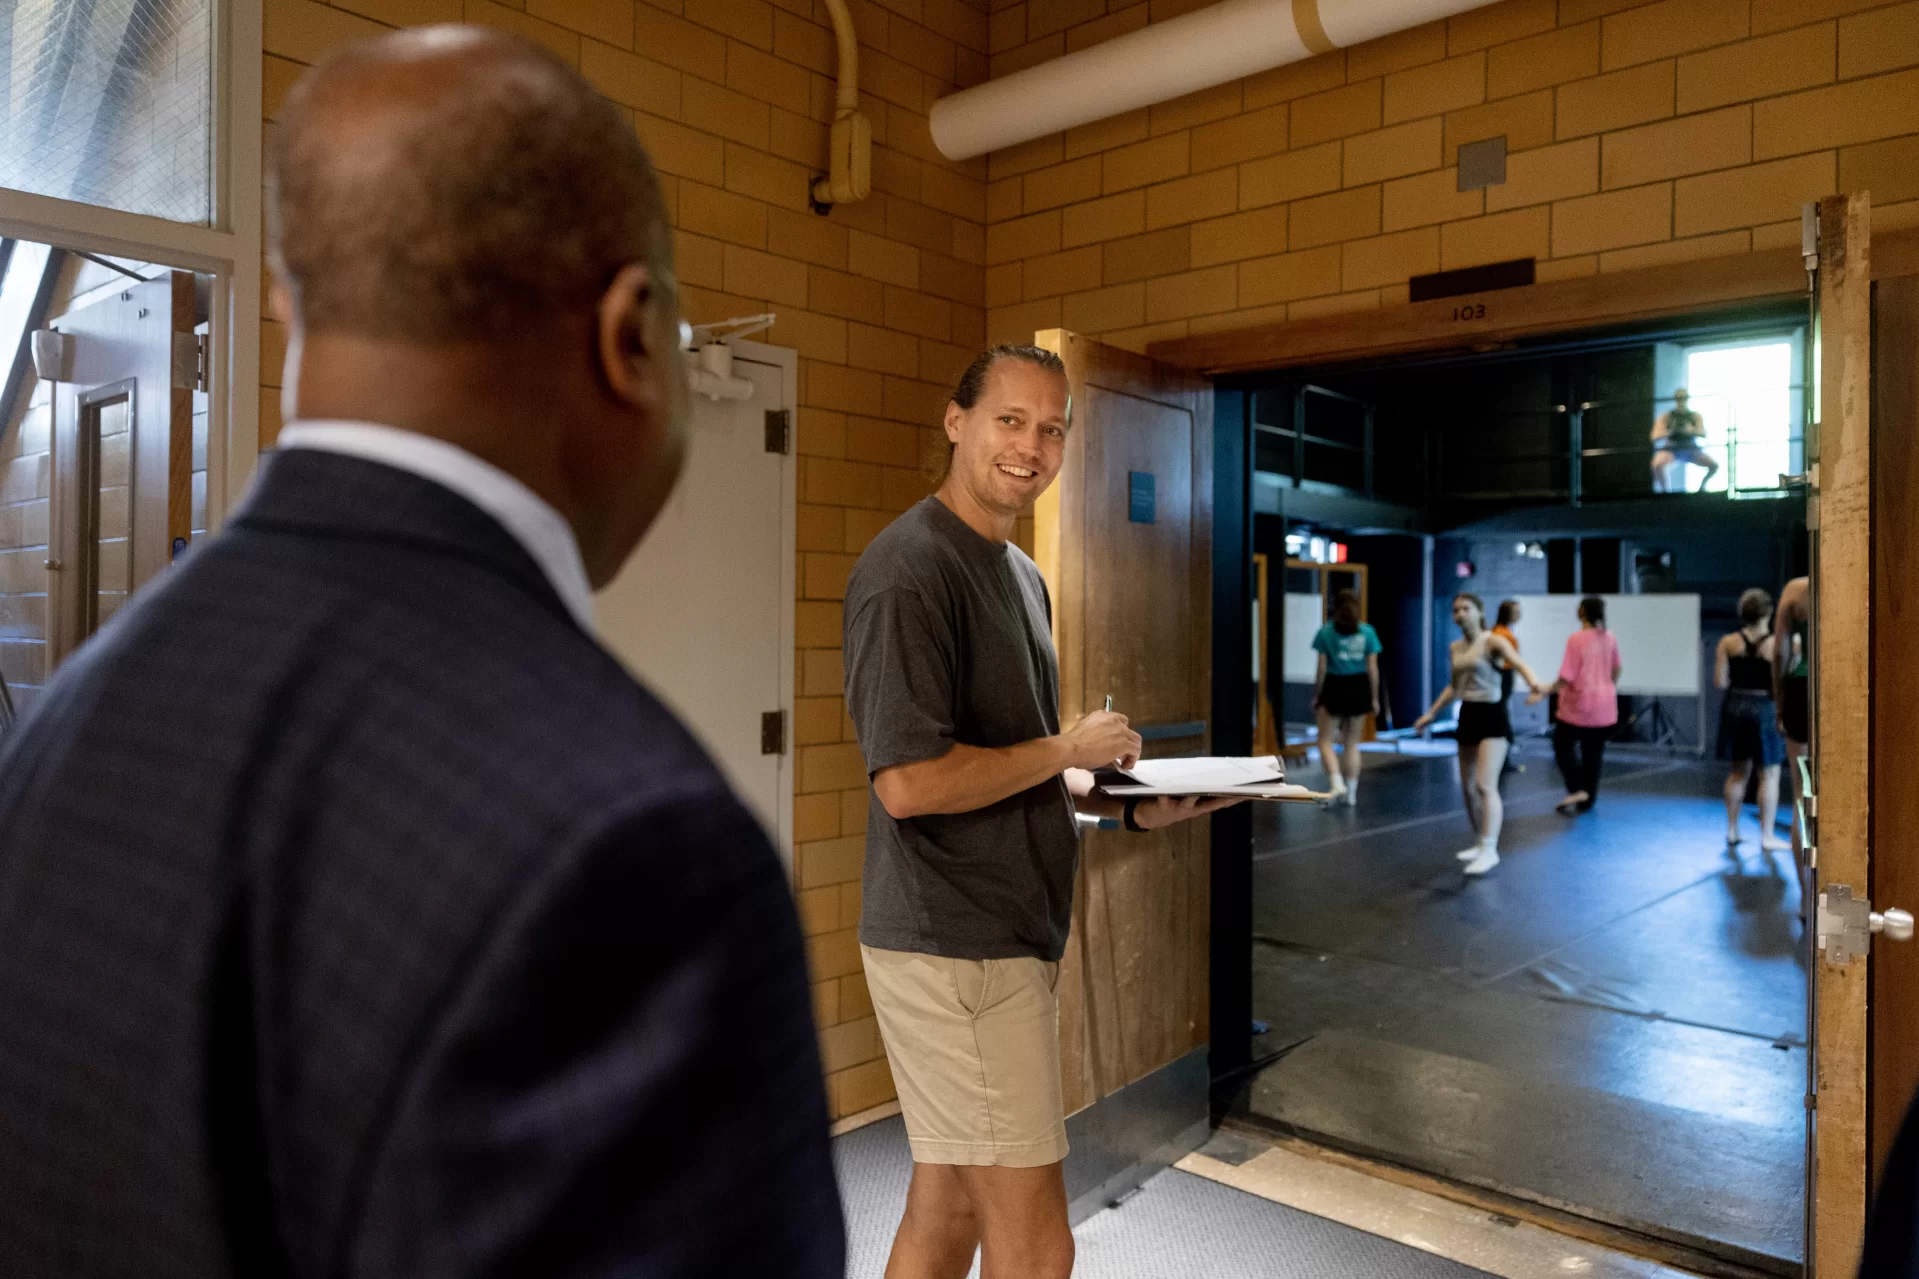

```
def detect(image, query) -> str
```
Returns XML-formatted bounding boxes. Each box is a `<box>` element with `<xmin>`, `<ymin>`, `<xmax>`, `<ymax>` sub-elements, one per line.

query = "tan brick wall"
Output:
<box><xmin>260</xmin><ymin>0</ymin><xmax>995</xmax><ymax>1121</ymax></box>
<box><xmin>983</xmin><ymin>0</ymin><xmax>1919</xmax><ymax>351</ymax></box>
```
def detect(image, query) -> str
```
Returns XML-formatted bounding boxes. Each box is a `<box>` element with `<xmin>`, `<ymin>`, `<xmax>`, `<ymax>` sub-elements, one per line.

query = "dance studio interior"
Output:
<box><xmin>4</xmin><ymin>1</ymin><xmax>1919</xmax><ymax>1276</ymax></box>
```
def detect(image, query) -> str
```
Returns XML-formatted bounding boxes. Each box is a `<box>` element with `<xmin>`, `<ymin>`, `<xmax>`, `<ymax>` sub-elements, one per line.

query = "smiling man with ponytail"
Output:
<box><xmin>841</xmin><ymin>345</ymin><xmax>1232</xmax><ymax>1278</ymax></box>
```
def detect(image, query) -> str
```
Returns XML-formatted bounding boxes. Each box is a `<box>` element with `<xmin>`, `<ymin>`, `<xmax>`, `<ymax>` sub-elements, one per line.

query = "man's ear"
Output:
<box><xmin>943</xmin><ymin>400</ymin><xmax>964</xmax><ymax>444</ymax></box>
<box><xmin>596</xmin><ymin>263</ymin><xmax>660</xmax><ymax>408</ymax></box>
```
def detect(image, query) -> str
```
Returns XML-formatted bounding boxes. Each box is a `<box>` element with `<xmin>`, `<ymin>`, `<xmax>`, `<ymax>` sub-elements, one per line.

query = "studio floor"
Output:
<box><xmin>1244</xmin><ymin>740</ymin><xmax>1807</xmax><ymax>1272</ymax></box>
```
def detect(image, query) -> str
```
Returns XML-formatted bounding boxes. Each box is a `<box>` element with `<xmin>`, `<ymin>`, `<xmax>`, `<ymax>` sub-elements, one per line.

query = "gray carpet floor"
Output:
<box><xmin>834</xmin><ymin>1116</ymin><xmax>1497</xmax><ymax>1278</ymax></box>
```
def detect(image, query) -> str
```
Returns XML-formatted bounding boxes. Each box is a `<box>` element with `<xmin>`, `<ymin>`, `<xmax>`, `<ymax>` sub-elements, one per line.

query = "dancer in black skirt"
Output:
<box><xmin>1716</xmin><ymin>588</ymin><xmax>1788</xmax><ymax>849</ymax></box>
<box><xmin>1310</xmin><ymin>589</ymin><xmax>1380</xmax><ymax>807</ymax></box>
<box><xmin>1414</xmin><ymin>593</ymin><xmax>1545</xmax><ymax>877</ymax></box>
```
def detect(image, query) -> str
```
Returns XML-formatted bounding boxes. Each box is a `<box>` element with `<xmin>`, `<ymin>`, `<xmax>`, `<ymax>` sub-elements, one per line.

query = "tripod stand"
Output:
<box><xmin>1629</xmin><ymin>695</ymin><xmax>1696</xmax><ymax>755</ymax></box>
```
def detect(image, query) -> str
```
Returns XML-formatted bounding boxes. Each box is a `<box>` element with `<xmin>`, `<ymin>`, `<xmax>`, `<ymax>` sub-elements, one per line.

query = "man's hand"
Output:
<box><xmin>1129</xmin><ymin>794</ymin><xmax>1245</xmax><ymax>830</ymax></box>
<box><xmin>1061</xmin><ymin>710</ymin><xmax>1143</xmax><ymax>770</ymax></box>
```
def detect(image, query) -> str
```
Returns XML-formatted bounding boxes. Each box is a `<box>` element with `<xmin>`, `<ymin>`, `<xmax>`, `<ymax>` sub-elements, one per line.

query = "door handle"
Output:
<box><xmin>1819</xmin><ymin>885</ymin><xmax>1912</xmax><ymax>963</ymax></box>
<box><xmin>1872</xmin><ymin>908</ymin><xmax>1914</xmax><ymax>943</ymax></box>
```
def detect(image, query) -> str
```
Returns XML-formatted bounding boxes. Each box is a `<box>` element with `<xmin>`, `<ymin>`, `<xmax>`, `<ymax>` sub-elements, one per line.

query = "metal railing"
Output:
<box><xmin>1434</xmin><ymin>392</ymin><xmax>1806</xmax><ymax>505</ymax></box>
<box><xmin>1254</xmin><ymin>388</ymin><xmax>1806</xmax><ymax>507</ymax></box>
<box><xmin>1255</xmin><ymin>384</ymin><xmax>1376</xmax><ymax>497</ymax></box>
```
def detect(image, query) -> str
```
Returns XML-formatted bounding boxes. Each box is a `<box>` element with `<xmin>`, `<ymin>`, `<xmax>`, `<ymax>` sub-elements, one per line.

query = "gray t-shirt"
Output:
<box><xmin>842</xmin><ymin>497</ymin><xmax>1079</xmax><ymax>961</ymax></box>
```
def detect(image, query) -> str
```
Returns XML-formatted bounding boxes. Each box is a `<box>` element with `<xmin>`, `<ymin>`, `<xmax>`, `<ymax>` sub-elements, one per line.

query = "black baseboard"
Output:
<box><xmin>1062</xmin><ymin>1048</ymin><xmax>1211</xmax><ymax>1224</ymax></box>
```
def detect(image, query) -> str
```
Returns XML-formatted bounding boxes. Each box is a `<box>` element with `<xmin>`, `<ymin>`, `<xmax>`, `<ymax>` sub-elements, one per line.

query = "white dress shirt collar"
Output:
<box><xmin>274</xmin><ymin>420</ymin><xmax>595</xmax><ymax>631</ymax></box>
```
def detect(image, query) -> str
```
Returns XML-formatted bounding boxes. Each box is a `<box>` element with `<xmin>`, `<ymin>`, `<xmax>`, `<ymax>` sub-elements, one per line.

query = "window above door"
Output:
<box><xmin>0</xmin><ymin>0</ymin><xmax>215</xmax><ymax>227</ymax></box>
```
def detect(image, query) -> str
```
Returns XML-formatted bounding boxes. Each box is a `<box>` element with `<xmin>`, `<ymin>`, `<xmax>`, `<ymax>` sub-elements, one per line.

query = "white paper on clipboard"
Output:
<box><xmin>1092</xmin><ymin>755</ymin><xmax>1317</xmax><ymax>800</ymax></box>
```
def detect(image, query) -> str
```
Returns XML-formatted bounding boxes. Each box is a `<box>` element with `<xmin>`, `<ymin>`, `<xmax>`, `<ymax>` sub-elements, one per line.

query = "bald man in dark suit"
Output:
<box><xmin>0</xmin><ymin>28</ymin><xmax>842</xmax><ymax>1277</ymax></box>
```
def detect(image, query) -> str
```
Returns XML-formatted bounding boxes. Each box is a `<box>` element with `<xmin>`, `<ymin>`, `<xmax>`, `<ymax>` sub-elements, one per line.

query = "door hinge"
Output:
<box><xmin>171</xmin><ymin>333</ymin><xmax>206</xmax><ymax>391</ymax></box>
<box><xmin>1777</xmin><ymin>462</ymin><xmax>1819</xmax><ymax>491</ymax></box>
<box><xmin>30</xmin><ymin>329</ymin><xmax>71</xmax><ymax>382</ymax></box>
<box><xmin>761</xmin><ymin>709</ymin><xmax>786</xmax><ymax>755</ymax></box>
<box><xmin>764</xmin><ymin>408</ymin><xmax>791</xmax><ymax>455</ymax></box>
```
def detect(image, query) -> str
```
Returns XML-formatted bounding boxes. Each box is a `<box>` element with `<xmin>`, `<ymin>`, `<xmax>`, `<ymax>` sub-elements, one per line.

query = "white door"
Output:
<box><xmin>593</xmin><ymin>342</ymin><xmax>795</xmax><ymax>858</ymax></box>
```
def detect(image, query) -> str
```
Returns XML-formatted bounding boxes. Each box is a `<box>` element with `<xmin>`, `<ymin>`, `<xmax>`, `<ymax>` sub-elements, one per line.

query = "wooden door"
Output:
<box><xmin>1032</xmin><ymin>330</ymin><xmax>1213</xmax><ymax>1114</ymax></box>
<box><xmin>1810</xmin><ymin>192</ymin><xmax>1872</xmax><ymax>1278</ymax></box>
<box><xmin>1870</xmin><ymin>273</ymin><xmax>1919</xmax><ymax>1206</ymax></box>
<box><xmin>594</xmin><ymin>344</ymin><xmax>796</xmax><ymax>855</ymax></box>
<box><xmin>48</xmin><ymin>270</ymin><xmax>195</xmax><ymax>666</ymax></box>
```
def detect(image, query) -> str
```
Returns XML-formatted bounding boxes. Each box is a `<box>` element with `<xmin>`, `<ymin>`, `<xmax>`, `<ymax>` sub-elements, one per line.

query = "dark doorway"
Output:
<box><xmin>1224</xmin><ymin>310</ymin><xmax>1812</xmax><ymax>1276</ymax></box>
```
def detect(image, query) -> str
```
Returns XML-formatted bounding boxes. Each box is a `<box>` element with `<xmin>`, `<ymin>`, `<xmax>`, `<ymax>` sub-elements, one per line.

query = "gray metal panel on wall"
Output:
<box><xmin>1063</xmin><ymin>1048</ymin><xmax>1210</xmax><ymax>1225</ymax></box>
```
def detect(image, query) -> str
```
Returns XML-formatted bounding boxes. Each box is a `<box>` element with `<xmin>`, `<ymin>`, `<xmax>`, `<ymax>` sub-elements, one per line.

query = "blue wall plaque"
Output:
<box><xmin>1128</xmin><ymin>471</ymin><xmax>1155</xmax><ymax>524</ymax></box>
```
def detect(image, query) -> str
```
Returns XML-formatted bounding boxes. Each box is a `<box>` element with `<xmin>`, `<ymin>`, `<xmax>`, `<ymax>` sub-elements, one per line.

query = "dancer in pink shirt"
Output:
<box><xmin>1532</xmin><ymin>597</ymin><xmax>1622</xmax><ymax>814</ymax></box>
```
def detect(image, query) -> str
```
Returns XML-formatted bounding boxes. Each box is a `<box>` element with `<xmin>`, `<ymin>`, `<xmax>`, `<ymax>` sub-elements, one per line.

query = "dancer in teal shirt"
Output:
<box><xmin>1310</xmin><ymin>589</ymin><xmax>1381</xmax><ymax>806</ymax></box>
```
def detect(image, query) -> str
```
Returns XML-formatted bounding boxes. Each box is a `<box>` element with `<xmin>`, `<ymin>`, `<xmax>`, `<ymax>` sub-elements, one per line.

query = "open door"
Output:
<box><xmin>1031</xmin><ymin>330</ymin><xmax>1214</xmax><ymax>1209</ymax></box>
<box><xmin>1808</xmin><ymin>192</ymin><xmax>1919</xmax><ymax>1275</ymax></box>
<box><xmin>593</xmin><ymin>341</ymin><xmax>797</xmax><ymax>857</ymax></box>
<box><xmin>1872</xmin><ymin>256</ymin><xmax>1919</xmax><ymax>1222</ymax></box>
<box><xmin>46</xmin><ymin>270</ymin><xmax>196</xmax><ymax>668</ymax></box>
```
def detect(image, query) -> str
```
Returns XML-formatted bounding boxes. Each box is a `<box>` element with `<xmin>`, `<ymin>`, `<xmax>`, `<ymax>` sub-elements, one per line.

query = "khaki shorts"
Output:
<box><xmin>860</xmin><ymin>945</ymin><xmax>1068</xmax><ymax>1168</ymax></box>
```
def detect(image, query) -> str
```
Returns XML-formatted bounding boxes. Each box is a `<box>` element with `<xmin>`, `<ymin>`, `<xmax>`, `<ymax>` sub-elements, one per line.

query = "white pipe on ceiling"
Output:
<box><xmin>930</xmin><ymin>0</ymin><xmax>1498</xmax><ymax>161</ymax></box>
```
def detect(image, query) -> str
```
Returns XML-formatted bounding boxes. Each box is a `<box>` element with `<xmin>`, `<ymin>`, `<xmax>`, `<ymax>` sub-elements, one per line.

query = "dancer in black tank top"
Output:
<box><xmin>1715</xmin><ymin>588</ymin><xmax>1787</xmax><ymax>849</ymax></box>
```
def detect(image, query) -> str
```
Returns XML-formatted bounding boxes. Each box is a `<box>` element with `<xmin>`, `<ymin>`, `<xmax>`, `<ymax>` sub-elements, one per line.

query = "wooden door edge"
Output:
<box><xmin>1813</xmin><ymin>191</ymin><xmax>1873</xmax><ymax>1279</ymax></box>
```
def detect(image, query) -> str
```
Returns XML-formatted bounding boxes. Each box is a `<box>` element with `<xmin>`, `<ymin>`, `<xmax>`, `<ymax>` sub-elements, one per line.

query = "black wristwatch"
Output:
<box><xmin>1122</xmin><ymin>797</ymin><xmax>1146</xmax><ymax>833</ymax></box>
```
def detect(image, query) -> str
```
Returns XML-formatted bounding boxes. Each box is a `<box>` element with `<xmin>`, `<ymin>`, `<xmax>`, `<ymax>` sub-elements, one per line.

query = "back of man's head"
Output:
<box><xmin>268</xmin><ymin>25</ymin><xmax>670</xmax><ymax>343</ymax></box>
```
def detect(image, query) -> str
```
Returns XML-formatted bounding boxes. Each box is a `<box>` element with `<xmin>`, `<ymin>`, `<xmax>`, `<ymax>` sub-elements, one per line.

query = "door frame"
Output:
<box><xmin>1155</xmin><ymin>203</ymin><xmax>1891</xmax><ymax>1274</ymax></box>
<box><xmin>49</xmin><ymin>377</ymin><xmax>139</xmax><ymax>662</ymax></box>
<box><xmin>1148</xmin><ymin>226</ymin><xmax>1919</xmax><ymax>376</ymax></box>
<box><xmin>721</xmin><ymin>337</ymin><xmax>798</xmax><ymax>862</ymax></box>
<box><xmin>0</xmin><ymin>0</ymin><xmax>263</xmax><ymax>539</ymax></box>
<box><xmin>1870</xmin><ymin>270</ymin><xmax>1919</xmax><ymax>1210</ymax></box>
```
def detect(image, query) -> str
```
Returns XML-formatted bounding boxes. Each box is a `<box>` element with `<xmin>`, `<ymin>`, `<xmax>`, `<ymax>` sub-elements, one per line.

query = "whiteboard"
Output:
<box><xmin>1283</xmin><ymin>592</ymin><xmax>1324</xmax><ymax>683</ymax></box>
<box><xmin>1508</xmin><ymin>594</ymin><xmax>1700</xmax><ymax>697</ymax></box>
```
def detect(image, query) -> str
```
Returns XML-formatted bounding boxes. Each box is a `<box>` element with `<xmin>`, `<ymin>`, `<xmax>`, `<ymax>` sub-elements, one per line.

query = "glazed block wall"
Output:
<box><xmin>981</xmin><ymin>0</ymin><xmax>1919</xmax><ymax>351</ymax></box>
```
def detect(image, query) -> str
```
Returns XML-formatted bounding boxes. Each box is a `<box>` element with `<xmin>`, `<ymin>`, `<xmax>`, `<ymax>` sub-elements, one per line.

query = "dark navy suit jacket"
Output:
<box><xmin>0</xmin><ymin>449</ymin><xmax>844</xmax><ymax>1277</ymax></box>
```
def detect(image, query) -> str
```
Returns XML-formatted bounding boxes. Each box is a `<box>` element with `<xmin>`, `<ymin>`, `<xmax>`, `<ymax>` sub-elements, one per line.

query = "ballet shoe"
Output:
<box><xmin>1463</xmin><ymin>847</ymin><xmax>1501</xmax><ymax>876</ymax></box>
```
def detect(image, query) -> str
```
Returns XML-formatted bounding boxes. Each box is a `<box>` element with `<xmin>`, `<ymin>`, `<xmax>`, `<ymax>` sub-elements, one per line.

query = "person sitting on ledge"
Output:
<box><xmin>1650</xmin><ymin>388</ymin><xmax>1721</xmax><ymax>493</ymax></box>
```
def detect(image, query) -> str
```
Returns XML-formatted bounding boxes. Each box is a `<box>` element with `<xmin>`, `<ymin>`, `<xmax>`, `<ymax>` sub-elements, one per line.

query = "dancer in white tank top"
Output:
<box><xmin>1414</xmin><ymin>592</ymin><xmax>1544</xmax><ymax>877</ymax></box>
